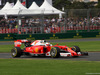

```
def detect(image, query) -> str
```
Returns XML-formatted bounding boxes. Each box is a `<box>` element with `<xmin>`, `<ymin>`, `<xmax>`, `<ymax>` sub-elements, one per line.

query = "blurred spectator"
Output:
<box><xmin>0</xmin><ymin>16</ymin><xmax>100</xmax><ymax>34</ymax></box>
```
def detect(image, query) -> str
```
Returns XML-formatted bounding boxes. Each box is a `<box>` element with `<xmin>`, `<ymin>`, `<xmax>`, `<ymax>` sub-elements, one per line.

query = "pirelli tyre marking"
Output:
<box><xmin>50</xmin><ymin>47</ymin><xmax>60</xmax><ymax>58</ymax></box>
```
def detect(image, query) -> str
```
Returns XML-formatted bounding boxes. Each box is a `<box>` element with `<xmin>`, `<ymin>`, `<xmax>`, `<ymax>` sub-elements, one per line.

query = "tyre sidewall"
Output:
<box><xmin>50</xmin><ymin>47</ymin><xmax>60</xmax><ymax>58</ymax></box>
<box><xmin>11</xmin><ymin>47</ymin><xmax>22</xmax><ymax>58</ymax></box>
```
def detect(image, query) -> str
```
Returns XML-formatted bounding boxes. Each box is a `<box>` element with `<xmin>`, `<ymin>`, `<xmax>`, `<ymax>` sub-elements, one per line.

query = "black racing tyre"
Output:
<box><xmin>71</xmin><ymin>46</ymin><xmax>81</xmax><ymax>52</ymax></box>
<box><xmin>50</xmin><ymin>47</ymin><xmax>60</xmax><ymax>58</ymax></box>
<box><xmin>11</xmin><ymin>47</ymin><xmax>22</xmax><ymax>58</ymax></box>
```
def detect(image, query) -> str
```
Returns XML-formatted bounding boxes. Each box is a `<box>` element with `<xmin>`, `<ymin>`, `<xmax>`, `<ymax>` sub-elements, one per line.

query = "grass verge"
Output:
<box><xmin>0</xmin><ymin>59</ymin><xmax>100</xmax><ymax>75</ymax></box>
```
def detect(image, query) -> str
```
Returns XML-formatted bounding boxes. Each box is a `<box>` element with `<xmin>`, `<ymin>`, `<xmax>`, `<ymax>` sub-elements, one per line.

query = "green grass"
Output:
<box><xmin>0</xmin><ymin>45</ymin><xmax>14</xmax><ymax>53</ymax></box>
<box><xmin>0</xmin><ymin>59</ymin><xmax>100</xmax><ymax>75</ymax></box>
<box><xmin>0</xmin><ymin>41</ymin><xmax>100</xmax><ymax>53</ymax></box>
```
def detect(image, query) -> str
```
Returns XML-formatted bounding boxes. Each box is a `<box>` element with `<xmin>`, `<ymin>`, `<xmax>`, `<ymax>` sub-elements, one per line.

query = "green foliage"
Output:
<box><xmin>96</xmin><ymin>0</ymin><xmax>100</xmax><ymax>8</ymax></box>
<box><xmin>53</xmin><ymin>0</ymin><xmax>99</xmax><ymax>9</ymax></box>
<box><xmin>53</xmin><ymin>0</ymin><xmax>71</xmax><ymax>10</ymax></box>
<box><xmin>70</xmin><ymin>2</ymin><xmax>88</xmax><ymax>9</ymax></box>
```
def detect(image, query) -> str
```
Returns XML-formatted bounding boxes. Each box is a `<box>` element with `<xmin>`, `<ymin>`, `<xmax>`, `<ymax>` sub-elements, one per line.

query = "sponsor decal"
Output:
<box><xmin>29</xmin><ymin>35</ymin><xmax>32</xmax><ymax>38</ymax></box>
<box><xmin>60</xmin><ymin>53</ymin><xmax>71</xmax><ymax>57</ymax></box>
<box><xmin>14</xmin><ymin>42</ymin><xmax>21</xmax><ymax>45</ymax></box>
<box><xmin>14</xmin><ymin>41</ymin><xmax>21</xmax><ymax>47</ymax></box>
<box><xmin>50</xmin><ymin>34</ymin><xmax>59</xmax><ymax>39</ymax></box>
<box><xmin>74</xmin><ymin>33</ymin><xmax>82</xmax><ymax>38</ymax></box>
<box><xmin>46</xmin><ymin>52</ymin><xmax>50</xmax><ymax>56</ymax></box>
<box><xmin>4</xmin><ymin>34</ymin><xmax>13</xmax><ymax>39</ymax></box>
<box><xmin>35</xmin><ymin>48</ymin><xmax>38</xmax><ymax>53</ymax></box>
<box><xmin>26</xmin><ymin>34</ymin><xmax>35</xmax><ymax>40</ymax></box>
<box><xmin>26</xmin><ymin>38</ymin><xmax>35</xmax><ymax>40</ymax></box>
<box><xmin>32</xmin><ymin>50</ymin><xmax>34</xmax><ymax>53</ymax></box>
<box><xmin>96</xmin><ymin>32</ymin><xmax>100</xmax><ymax>37</ymax></box>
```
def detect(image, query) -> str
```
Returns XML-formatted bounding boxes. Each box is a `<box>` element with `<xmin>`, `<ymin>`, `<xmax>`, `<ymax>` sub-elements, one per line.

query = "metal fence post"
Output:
<box><xmin>17</xmin><ymin>8</ymin><xmax>22</xmax><ymax>34</ymax></box>
<box><xmin>40</xmin><ymin>10</ymin><xmax>44</xmax><ymax>34</ymax></box>
<box><xmin>17</xmin><ymin>12</ymin><xmax>20</xmax><ymax>34</ymax></box>
<box><xmin>87</xmin><ymin>9</ymin><xmax>91</xmax><ymax>32</ymax></box>
<box><xmin>64</xmin><ymin>9</ymin><xmax>67</xmax><ymax>33</ymax></box>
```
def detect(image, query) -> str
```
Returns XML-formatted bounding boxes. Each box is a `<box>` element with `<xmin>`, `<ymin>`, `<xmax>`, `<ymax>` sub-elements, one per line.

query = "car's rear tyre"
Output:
<box><xmin>11</xmin><ymin>47</ymin><xmax>22</xmax><ymax>58</ymax></box>
<box><xmin>50</xmin><ymin>47</ymin><xmax>60</xmax><ymax>58</ymax></box>
<box><xmin>71</xmin><ymin>46</ymin><xmax>81</xmax><ymax>52</ymax></box>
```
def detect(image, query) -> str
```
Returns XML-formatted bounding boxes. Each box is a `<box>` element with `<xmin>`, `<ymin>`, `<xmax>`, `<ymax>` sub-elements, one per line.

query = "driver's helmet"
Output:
<box><xmin>40</xmin><ymin>40</ymin><xmax>46</xmax><ymax>43</ymax></box>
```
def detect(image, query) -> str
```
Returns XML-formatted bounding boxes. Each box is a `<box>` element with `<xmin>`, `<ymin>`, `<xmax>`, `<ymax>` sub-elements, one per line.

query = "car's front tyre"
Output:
<box><xmin>71</xmin><ymin>46</ymin><xmax>81</xmax><ymax>52</ymax></box>
<box><xmin>71</xmin><ymin>46</ymin><xmax>81</xmax><ymax>57</ymax></box>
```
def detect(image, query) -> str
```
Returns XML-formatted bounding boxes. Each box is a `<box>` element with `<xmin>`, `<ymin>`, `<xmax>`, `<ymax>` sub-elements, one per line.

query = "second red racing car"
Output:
<box><xmin>11</xmin><ymin>40</ymin><xmax>88</xmax><ymax>58</ymax></box>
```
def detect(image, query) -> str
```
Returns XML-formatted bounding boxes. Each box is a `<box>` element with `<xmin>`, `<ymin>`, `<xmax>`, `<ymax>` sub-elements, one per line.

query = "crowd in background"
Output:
<box><xmin>0</xmin><ymin>18</ymin><xmax>17</xmax><ymax>28</ymax></box>
<box><xmin>0</xmin><ymin>16</ymin><xmax>100</xmax><ymax>33</ymax></box>
<box><xmin>67</xmin><ymin>17</ymin><xmax>100</xmax><ymax>28</ymax></box>
<box><xmin>0</xmin><ymin>17</ymin><xmax>100</xmax><ymax>28</ymax></box>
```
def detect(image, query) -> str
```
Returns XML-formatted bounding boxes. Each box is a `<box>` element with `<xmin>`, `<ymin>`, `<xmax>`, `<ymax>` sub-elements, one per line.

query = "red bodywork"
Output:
<box><xmin>53</xmin><ymin>45</ymin><xmax>78</xmax><ymax>56</ymax></box>
<box><xmin>14</xmin><ymin>40</ymin><xmax>52</xmax><ymax>54</ymax></box>
<box><xmin>14</xmin><ymin>40</ymin><xmax>85</xmax><ymax>57</ymax></box>
<box><xmin>24</xmin><ymin>46</ymin><xmax>51</xmax><ymax>54</ymax></box>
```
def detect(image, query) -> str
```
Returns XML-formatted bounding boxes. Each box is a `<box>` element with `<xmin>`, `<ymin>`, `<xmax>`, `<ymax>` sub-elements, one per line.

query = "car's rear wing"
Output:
<box><xmin>14</xmin><ymin>40</ymin><xmax>31</xmax><ymax>47</ymax></box>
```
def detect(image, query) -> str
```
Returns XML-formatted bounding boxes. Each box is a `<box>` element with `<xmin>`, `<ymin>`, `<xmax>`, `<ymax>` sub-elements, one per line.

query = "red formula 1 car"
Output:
<box><xmin>11</xmin><ymin>40</ymin><xmax>88</xmax><ymax>58</ymax></box>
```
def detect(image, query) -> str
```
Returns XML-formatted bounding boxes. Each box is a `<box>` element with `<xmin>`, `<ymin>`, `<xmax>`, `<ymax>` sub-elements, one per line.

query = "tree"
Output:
<box><xmin>96</xmin><ymin>0</ymin><xmax>100</xmax><ymax>8</ymax></box>
<box><xmin>87</xmin><ymin>2</ymin><xmax>96</xmax><ymax>8</ymax></box>
<box><xmin>70</xmin><ymin>2</ymin><xmax>88</xmax><ymax>9</ymax></box>
<box><xmin>53</xmin><ymin>0</ymin><xmax>71</xmax><ymax>10</ymax></box>
<box><xmin>53</xmin><ymin>0</ymin><xmax>98</xmax><ymax>9</ymax></box>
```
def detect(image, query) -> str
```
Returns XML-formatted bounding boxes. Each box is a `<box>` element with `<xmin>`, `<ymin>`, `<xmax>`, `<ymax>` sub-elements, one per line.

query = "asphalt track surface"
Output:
<box><xmin>0</xmin><ymin>38</ymin><xmax>100</xmax><ymax>61</ymax></box>
<box><xmin>0</xmin><ymin>52</ymin><xmax>100</xmax><ymax>61</ymax></box>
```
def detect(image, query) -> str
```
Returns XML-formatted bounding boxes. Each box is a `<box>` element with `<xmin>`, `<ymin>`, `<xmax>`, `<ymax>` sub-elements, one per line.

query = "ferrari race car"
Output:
<box><xmin>11</xmin><ymin>40</ymin><xmax>88</xmax><ymax>58</ymax></box>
